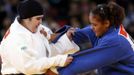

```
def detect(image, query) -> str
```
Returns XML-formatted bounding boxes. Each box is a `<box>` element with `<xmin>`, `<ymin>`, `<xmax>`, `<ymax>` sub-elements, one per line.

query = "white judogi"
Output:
<box><xmin>0</xmin><ymin>17</ymin><xmax>79</xmax><ymax>74</ymax></box>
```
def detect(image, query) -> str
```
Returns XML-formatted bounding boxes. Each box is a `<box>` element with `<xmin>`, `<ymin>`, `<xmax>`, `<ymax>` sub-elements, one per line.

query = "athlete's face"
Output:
<box><xmin>89</xmin><ymin>13</ymin><xmax>110</xmax><ymax>37</ymax></box>
<box><xmin>28</xmin><ymin>15</ymin><xmax>44</xmax><ymax>33</ymax></box>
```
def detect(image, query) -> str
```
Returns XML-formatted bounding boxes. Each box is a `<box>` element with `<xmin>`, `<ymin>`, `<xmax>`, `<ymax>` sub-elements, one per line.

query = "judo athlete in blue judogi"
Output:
<box><xmin>58</xmin><ymin>2</ymin><xmax>134</xmax><ymax>75</ymax></box>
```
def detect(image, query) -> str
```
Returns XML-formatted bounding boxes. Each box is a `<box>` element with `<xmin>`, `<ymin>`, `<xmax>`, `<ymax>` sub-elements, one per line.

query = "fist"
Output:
<box><xmin>40</xmin><ymin>28</ymin><xmax>47</xmax><ymax>37</ymax></box>
<box><xmin>66</xmin><ymin>27</ymin><xmax>76</xmax><ymax>40</ymax></box>
<box><xmin>64</xmin><ymin>56</ymin><xmax>73</xmax><ymax>67</ymax></box>
<box><xmin>46</xmin><ymin>69</ymin><xmax>58</xmax><ymax>75</ymax></box>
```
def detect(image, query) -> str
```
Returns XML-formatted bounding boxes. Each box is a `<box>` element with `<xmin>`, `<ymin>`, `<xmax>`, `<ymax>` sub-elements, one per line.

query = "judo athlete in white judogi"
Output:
<box><xmin>0</xmin><ymin>0</ymin><xmax>79</xmax><ymax>74</ymax></box>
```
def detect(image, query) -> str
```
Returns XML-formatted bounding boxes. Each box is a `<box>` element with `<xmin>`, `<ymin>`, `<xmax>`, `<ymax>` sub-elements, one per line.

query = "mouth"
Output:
<box><xmin>36</xmin><ymin>25</ymin><xmax>38</xmax><ymax>28</ymax></box>
<box><xmin>92</xmin><ymin>30</ymin><xmax>98</xmax><ymax>36</ymax></box>
<box><xmin>92</xmin><ymin>29</ymin><xmax>96</xmax><ymax>33</ymax></box>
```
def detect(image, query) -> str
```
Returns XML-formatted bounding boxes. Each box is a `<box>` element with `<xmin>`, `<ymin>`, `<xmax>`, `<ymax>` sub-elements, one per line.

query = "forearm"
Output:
<box><xmin>50</xmin><ymin>34</ymin><xmax>79</xmax><ymax>55</ymax></box>
<box><xmin>58</xmin><ymin>41</ymin><xmax>129</xmax><ymax>75</ymax></box>
<box><xmin>22</xmin><ymin>55</ymin><xmax>67</xmax><ymax>74</ymax></box>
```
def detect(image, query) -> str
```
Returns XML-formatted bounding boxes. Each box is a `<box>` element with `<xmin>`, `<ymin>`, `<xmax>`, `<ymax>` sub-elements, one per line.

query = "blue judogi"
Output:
<box><xmin>58</xmin><ymin>25</ymin><xmax>134</xmax><ymax>75</ymax></box>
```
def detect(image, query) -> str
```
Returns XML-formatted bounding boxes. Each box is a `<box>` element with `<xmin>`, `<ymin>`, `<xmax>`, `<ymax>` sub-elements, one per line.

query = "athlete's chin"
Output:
<box><xmin>33</xmin><ymin>26</ymin><xmax>39</xmax><ymax>33</ymax></box>
<box><xmin>32</xmin><ymin>28</ymin><xmax>38</xmax><ymax>33</ymax></box>
<box><xmin>95</xmin><ymin>33</ymin><xmax>101</xmax><ymax>37</ymax></box>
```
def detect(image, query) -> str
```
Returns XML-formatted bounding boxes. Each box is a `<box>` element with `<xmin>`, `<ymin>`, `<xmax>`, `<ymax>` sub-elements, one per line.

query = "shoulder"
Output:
<box><xmin>101</xmin><ymin>30</ymin><xmax>133</xmax><ymax>50</ymax></box>
<box><xmin>1</xmin><ymin>31</ymin><xmax>30</xmax><ymax>45</ymax></box>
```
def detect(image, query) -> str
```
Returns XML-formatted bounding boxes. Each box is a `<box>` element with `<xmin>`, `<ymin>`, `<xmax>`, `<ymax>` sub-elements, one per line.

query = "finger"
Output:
<box><xmin>46</xmin><ymin>69</ymin><xmax>57</xmax><ymax>75</ymax></box>
<box><xmin>67</xmin><ymin>56</ymin><xmax>73</xmax><ymax>63</ymax></box>
<box><xmin>40</xmin><ymin>28</ymin><xmax>44</xmax><ymax>34</ymax></box>
<box><xmin>40</xmin><ymin>28</ymin><xmax>47</xmax><ymax>36</ymax></box>
<box><xmin>68</xmin><ymin>28</ymin><xmax>76</xmax><ymax>35</ymax></box>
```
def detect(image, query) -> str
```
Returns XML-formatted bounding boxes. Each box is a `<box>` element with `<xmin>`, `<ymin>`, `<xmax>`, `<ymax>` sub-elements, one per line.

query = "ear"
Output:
<box><xmin>104</xmin><ymin>20</ymin><xmax>110</xmax><ymax>28</ymax></box>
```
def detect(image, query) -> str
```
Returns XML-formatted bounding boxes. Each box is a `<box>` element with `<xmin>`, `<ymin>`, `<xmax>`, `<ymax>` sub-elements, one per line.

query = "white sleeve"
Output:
<box><xmin>50</xmin><ymin>33</ymin><xmax>80</xmax><ymax>56</ymax></box>
<box><xmin>3</xmin><ymin>34</ymin><xmax>67</xmax><ymax>74</ymax></box>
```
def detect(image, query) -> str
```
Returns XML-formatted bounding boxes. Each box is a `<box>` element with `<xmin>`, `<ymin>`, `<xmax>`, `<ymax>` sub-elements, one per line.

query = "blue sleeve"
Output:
<box><xmin>73</xmin><ymin>26</ymin><xmax>97</xmax><ymax>46</ymax></box>
<box><xmin>51</xmin><ymin>25</ymin><xmax>71</xmax><ymax>43</ymax></box>
<box><xmin>58</xmin><ymin>38</ymin><xmax>132</xmax><ymax>75</ymax></box>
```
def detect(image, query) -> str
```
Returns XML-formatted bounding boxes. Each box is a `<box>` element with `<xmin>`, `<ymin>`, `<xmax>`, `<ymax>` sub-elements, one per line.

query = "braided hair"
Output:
<box><xmin>90</xmin><ymin>2</ymin><xmax>125</xmax><ymax>26</ymax></box>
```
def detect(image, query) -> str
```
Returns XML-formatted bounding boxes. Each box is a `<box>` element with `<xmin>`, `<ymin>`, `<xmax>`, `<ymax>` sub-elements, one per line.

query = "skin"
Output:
<box><xmin>89</xmin><ymin>13</ymin><xmax>110</xmax><ymax>37</ymax></box>
<box><xmin>20</xmin><ymin>15</ymin><xmax>44</xmax><ymax>33</ymax></box>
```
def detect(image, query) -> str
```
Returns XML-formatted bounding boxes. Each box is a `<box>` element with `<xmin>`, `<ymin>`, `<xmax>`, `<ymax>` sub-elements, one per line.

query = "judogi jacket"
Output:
<box><xmin>58</xmin><ymin>25</ymin><xmax>134</xmax><ymax>75</ymax></box>
<box><xmin>0</xmin><ymin>17</ymin><xmax>79</xmax><ymax>74</ymax></box>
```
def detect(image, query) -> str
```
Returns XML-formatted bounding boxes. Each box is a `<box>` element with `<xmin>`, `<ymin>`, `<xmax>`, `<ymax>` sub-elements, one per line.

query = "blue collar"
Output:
<box><xmin>99</xmin><ymin>25</ymin><xmax>119</xmax><ymax>38</ymax></box>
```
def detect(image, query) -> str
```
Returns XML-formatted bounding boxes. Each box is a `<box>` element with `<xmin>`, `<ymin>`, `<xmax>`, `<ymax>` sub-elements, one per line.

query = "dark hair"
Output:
<box><xmin>90</xmin><ymin>2</ymin><xmax>125</xmax><ymax>26</ymax></box>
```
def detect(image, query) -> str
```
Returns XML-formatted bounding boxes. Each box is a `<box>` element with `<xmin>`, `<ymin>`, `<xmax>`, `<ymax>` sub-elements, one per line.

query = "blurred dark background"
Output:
<box><xmin>0</xmin><ymin>0</ymin><xmax>134</xmax><ymax>75</ymax></box>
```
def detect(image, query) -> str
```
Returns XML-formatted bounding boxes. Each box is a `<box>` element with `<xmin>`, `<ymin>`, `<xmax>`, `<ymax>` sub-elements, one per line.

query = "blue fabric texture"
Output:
<box><xmin>58</xmin><ymin>25</ymin><xmax>134</xmax><ymax>75</ymax></box>
<box><xmin>51</xmin><ymin>25</ymin><xmax>71</xmax><ymax>43</ymax></box>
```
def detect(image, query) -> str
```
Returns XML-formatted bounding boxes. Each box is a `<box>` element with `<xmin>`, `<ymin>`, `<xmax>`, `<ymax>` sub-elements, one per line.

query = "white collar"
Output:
<box><xmin>11</xmin><ymin>17</ymin><xmax>34</xmax><ymax>35</ymax></box>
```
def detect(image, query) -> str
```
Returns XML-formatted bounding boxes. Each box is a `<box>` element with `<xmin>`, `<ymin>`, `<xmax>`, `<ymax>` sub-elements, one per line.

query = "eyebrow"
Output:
<box><xmin>37</xmin><ymin>16</ymin><xmax>43</xmax><ymax>18</ymax></box>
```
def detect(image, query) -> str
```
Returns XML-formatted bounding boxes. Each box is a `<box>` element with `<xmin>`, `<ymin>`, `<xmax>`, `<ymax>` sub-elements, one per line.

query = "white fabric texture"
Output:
<box><xmin>0</xmin><ymin>17</ymin><xmax>79</xmax><ymax>74</ymax></box>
